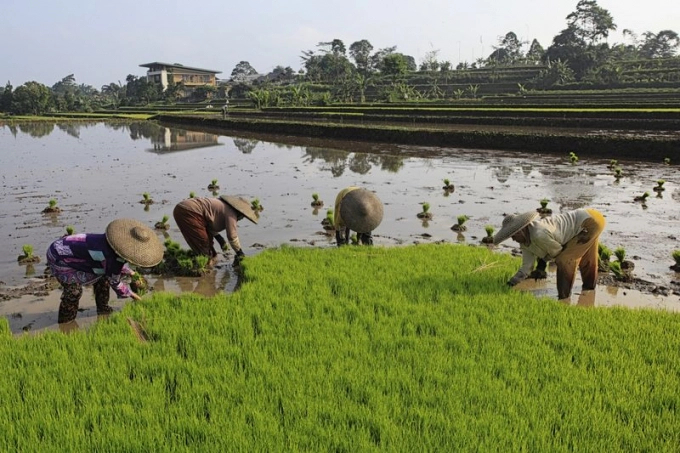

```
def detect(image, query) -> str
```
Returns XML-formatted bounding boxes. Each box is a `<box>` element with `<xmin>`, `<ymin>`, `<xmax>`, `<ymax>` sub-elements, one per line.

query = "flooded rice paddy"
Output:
<box><xmin>1</xmin><ymin>120</ymin><xmax>679</xmax><ymax>333</ymax></box>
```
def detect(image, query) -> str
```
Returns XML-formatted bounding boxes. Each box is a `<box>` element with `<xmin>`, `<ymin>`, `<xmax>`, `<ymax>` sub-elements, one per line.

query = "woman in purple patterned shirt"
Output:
<box><xmin>46</xmin><ymin>219</ymin><xmax>164</xmax><ymax>323</ymax></box>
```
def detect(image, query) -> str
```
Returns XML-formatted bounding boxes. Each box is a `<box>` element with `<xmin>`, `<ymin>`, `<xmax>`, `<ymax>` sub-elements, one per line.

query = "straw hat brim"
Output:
<box><xmin>493</xmin><ymin>211</ymin><xmax>539</xmax><ymax>245</ymax></box>
<box><xmin>220</xmin><ymin>195</ymin><xmax>259</xmax><ymax>224</ymax></box>
<box><xmin>105</xmin><ymin>218</ymin><xmax>164</xmax><ymax>267</ymax></box>
<box><xmin>339</xmin><ymin>188</ymin><xmax>384</xmax><ymax>233</ymax></box>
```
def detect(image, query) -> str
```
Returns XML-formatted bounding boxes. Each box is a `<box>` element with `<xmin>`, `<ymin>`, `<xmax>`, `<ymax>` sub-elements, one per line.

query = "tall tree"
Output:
<box><xmin>526</xmin><ymin>39</ymin><xmax>545</xmax><ymax>63</ymax></box>
<box><xmin>230</xmin><ymin>61</ymin><xmax>258</xmax><ymax>82</ymax></box>
<box><xmin>369</xmin><ymin>46</ymin><xmax>397</xmax><ymax>72</ymax></box>
<box><xmin>11</xmin><ymin>81</ymin><xmax>52</xmax><ymax>115</ymax></box>
<box><xmin>349</xmin><ymin>39</ymin><xmax>374</xmax><ymax>74</ymax></box>
<box><xmin>0</xmin><ymin>81</ymin><xmax>12</xmax><ymax>112</ymax></box>
<box><xmin>639</xmin><ymin>30</ymin><xmax>680</xmax><ymax>58</ymax></box>
<box><xmin>566</xmin><ymin>0</ymin><xmax>616</xmax><ymax>45</ymax></box>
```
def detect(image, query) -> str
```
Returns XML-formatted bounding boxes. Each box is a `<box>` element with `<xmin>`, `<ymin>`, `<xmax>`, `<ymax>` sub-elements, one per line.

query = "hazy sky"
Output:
<box><xmin>1</xmin><ymin>0</ymin><xmax>677</xmax><ymax>89</ymax></box>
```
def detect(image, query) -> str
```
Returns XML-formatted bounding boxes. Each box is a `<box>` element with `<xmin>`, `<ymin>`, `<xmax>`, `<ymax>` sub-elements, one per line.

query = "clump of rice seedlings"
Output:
<box><xmin>417</xmin><ymin>202</ymin><xmax>433</xmax><ymax>220</ymax></box>
<box><xmin>614</xmin><ymin>167</ymin><xmax>623</xmax><ymax>181</ymax></box>
<box><xmin>670</xmin><ymin>250</ymin><xmax>680</xmax><ymax>271</ymax></box>
<box><xmin>598</xmin><ymin>243</ymin><xmax>612</xmax><ymax>271</ymax></box>
<box><xmin>155</xmin><ymin>215</ymin><xmax>170</xmax><ymax>230</ymax></box>
<box><xmin>65</xmin><ymin>225</ymin><xmax>75</xmax><ymax>236</ymax></box>
<box><xmin>130</xmin><ymin>273</ymin><xmax>149</xmax><ymax>296</ymax></box>
<box><xmin>451</xmin><ymin>214</ymin><xmax>469</xmax><ymax>232</ymax></box>
<box><xmin>152</xmin><ymin>239</ymin><xmax>210</xmax><ymax>277</ymax></box>
<box><xmin>609</xmin><ymin>261</ymin><xmax>629</xmax><ymax>282</ymax></box>
<box><xmin>481</xmin><ymin>225</ymin><xmax>495</xmax><ymax>244</ymax></box>
<box><xmin>633</xmin><ymin>191</ymin><xmax>650</xmax><ymax>202</ymax></box>
<box><xmin>208</xmin><ymin>179</ymin><xmax>220</xmax><ymax>190</ymax></box>
<box><xmin>614</xmin><ymin>246</ymin><xmax>635</xmax><ymax>271</ymax></box>
<box><xmin>664</xmin><ymin>157</ymin><xmax>671</xmax><ymax>165</ymax></box>
<box><xmin>321</xmin><ymin>209</ymin><xmax>334</xmax><ymax>229</ymax></box>
<box><xmin>442</xmin><ymin>178</ymin><xmax>454</xmax><ymax>191</ymax></box>
<box><xmin>251</xmin><ymin>198</ymin><xmax>264</xmax><ymax>212</ymax></box>
<box><xmin>42</xmin><ymin>198</ymin><xmax>61</xmax><ymax>214</ymax></box>
<box><xmin>17</xmin><ymin>244</ymin><xmax>40</xmax><ymax>264</ymax></box>
<box><xmin>653</xmin><ymin>180</ymin><xmax>666</xmax><ymax>192</ymax></box>
<box><xmin>569</xmin><ymin>152</ymin><xmax>579</xmax><ymax>164</ymax></box>
<box><xmin>189</xmin><ymin>191</ymin><xmax>196</xmax><ymax>198</ymax></box>
<box><xmin>608</xmin><ymin>159</ymin><xmax>618</xmax><ymax>169</ymax></box>
<box><xmin>350</xmin><ymin>234</ymin><xmax>359</xmax><ymax>245</ymax></box>
<box><xmin>311</xmin><ymin>193</ymin><xmax>324</xmax><ymax>207</ymax></box>
<box><xmin>140</xmin><ymin>192</ymin><xmax>154</xmax><ymax>205</ymax></box>
<box><xmin>537</xmin><ymin>198</ymin><xmax>552</xmax><ymax>215</ymax></box>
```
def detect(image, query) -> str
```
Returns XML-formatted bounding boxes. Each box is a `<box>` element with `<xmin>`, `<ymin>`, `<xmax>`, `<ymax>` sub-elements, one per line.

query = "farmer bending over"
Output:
<box><xmin>493</xmin><ymin>208</ymin><xmax>606</xmax><ymax>299</ymax></box>
<box><xmin>46</xmin><ymin>219</ymin><xmax>164</xmax><ymax>323</ymax></box>
<box><xmin>334</xmin><ymin>187</ymin><xmax>384</xmax><ymax>247</ymax></box>
<box><xmin>173</xmin><ymin>195</ymin><xmax>258</xmax><ymax>267</ymax></box>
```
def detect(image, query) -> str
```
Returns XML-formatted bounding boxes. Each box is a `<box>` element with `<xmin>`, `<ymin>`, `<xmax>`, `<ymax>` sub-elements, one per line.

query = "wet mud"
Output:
<box><xmin>1</xmin><ymin>121</ymin><xmax>679</xmax><ymax>334</ymax></box>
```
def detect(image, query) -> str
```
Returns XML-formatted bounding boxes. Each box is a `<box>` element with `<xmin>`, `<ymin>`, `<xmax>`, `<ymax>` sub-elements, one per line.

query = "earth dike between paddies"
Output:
<box><xmin>152</xmin><ymin>112</ymin><xmax>679</xmax><ymax>161</ymax></box>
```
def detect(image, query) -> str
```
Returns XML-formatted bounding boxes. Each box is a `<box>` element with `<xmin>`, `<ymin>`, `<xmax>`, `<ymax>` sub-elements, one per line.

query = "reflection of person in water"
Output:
<box><xmin>173</xmin><ymin>195</ymin><xmax>258</xmax><ymax>267</ymax></box>
<box><xmin>46</xmin><ymin>219</ymin><xmax>164</xmax><ymax>323</ymax></box>
<box><xmin>493</xmin><ymin>209</ymin><xmax>606</xmax><ymax>299</ymax></box>
<box><xmin>334</xmin><ymin>187</ymin><xmax>384</xmax><ymax>247</ymax></box>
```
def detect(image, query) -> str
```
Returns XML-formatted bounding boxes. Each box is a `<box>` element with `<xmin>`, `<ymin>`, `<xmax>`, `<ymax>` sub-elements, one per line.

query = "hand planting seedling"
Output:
<box><xmin>208</xmin><ymin>179</ymin><xmax>220</xmax><ymax>190</ymax></box>
<box><xmin>130</xmin><ymin>272</ymin><xmax>149</xmax><ymax>296</ymax></box>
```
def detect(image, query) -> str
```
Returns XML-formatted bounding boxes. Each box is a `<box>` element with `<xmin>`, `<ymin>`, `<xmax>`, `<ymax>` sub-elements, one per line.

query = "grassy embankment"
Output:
<box><xmin>1</xmin><ymin>244</ymin><xmax>679</xmax><ymax>450</ymax></box>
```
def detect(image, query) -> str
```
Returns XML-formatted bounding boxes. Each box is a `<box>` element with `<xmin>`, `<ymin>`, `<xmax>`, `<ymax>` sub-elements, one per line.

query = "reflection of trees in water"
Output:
<box><xmin>17</xmin><ymin>122</ymin><xmax>55</xmax><ymax>138</ymax></box>
<box><xmin>233</xmin><ymin>138</ymin><xmax>259</xmax><ymax>154</ymax></box>
<box><xmin>377</xmin><ymin>155</ymin><xmax>404</xmax><ymax>173</ymax></box>
<box><xmin>490</xmin><ymin>165</ymin><xmax>514</xmax><ymax>183</ymax></box>
<box><xmin>128</xmin><ymin>121</ymin><xmax>166</xmax><ymax>141</ymax></box>
<box><xmin>56</xmin><ymin>123</ymin><xmax>82</xmax><ymax>139</ymax></box>
<box><xmin>303</xmin><ymin>147</ymin><xmax>404</xmax><ymax>176</ymax></box>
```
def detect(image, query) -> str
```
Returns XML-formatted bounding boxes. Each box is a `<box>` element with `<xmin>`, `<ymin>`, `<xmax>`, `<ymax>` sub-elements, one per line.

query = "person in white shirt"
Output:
<box><xmin>493</xmin><ymin>208</ymin><xmax>606</xmax><ymax>299</ymax></box>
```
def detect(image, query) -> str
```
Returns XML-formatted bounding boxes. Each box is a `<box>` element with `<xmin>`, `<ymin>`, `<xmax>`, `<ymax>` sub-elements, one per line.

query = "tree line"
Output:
<box><xmin>1</xmin><ymin>0</ymin><xmax>679</xmax><ymax>114</ymax></box>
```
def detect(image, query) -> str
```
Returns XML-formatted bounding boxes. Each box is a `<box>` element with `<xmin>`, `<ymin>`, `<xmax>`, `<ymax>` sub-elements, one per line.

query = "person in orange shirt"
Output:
<box><xmin>173</xmin><ymin>195</ymin><xmax>258</xmax><ymax>266</ymax></box>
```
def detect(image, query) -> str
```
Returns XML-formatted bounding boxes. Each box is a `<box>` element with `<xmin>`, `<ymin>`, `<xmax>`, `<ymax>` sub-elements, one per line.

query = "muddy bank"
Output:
<box><xmin>154</xmin><ymin>114</ymin><xmax>680</xmax><ymax>160</ymax></box>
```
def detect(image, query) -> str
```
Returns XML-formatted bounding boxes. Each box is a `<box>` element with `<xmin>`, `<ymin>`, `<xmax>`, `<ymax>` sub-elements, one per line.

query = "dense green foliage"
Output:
<box><xmin>1</xmin><ymin>244</ymin><xmax>679</xmax><ymax>450</ymax></box>
<box><xmin>2</xmin><ymin>1</ymin><xmax>680</xmax><ymax>114</ymax></box>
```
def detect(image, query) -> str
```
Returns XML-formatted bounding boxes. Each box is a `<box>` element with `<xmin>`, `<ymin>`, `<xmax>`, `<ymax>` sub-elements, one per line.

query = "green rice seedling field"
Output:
<box><xmin>1</xmin><ymin>244</ymin><xmax>679</xmax><ymax>450</ymax></box>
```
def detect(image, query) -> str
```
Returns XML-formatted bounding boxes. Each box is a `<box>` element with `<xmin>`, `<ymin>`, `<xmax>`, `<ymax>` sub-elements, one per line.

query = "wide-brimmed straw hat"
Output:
<box><xmin>340</xmin><ymin>188</ymin><xmax>384</xmax><ymax>233</ymax></box>
<box><xmin>493</xmin><ymin>211</ymin><xmax>539</xmax><ymax>245</ymax></box>
<box><xmin>105</xmin><ymin>218</ymin><xmax>164</xmax><ymax>267</ymax></box>
<box><xmin>220</xmin><ymin>195</ymin><xmax>259</xmax><ymax>224</ymax></box>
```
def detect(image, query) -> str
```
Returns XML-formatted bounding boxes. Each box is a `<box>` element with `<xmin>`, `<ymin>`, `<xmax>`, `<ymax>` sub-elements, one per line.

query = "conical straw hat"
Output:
<box><xmin>493</xmin><ymin>211</ymin><xmax>539</xmax><ymax>245</ymax></box>
<box><xmin>220</xmin><ymin>195</ymin><xmax>259</xmax><ymax>224</ymax></box>
<box><xmin>340</xmin><ymin>188</ymin><xmax>384</xmax><ymax>233</ymax></box>
<box><xmin>105</xmin><ymin>218</ymin><xmax>164</xmax><ymax>267</ymax></box>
